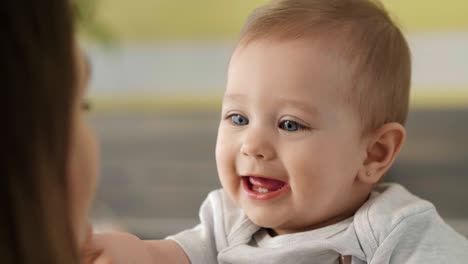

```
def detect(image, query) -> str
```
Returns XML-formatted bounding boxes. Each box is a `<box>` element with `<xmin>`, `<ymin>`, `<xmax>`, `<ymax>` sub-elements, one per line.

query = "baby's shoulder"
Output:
<box><xmin>353</xmin><ymin>183</ymin><xmax>468</xmax><ymax>262</ymax></box>
<box><xmin>355</xmin><ymin>183</ymin><xmax>435</xmax><ymax>241</ymax></box>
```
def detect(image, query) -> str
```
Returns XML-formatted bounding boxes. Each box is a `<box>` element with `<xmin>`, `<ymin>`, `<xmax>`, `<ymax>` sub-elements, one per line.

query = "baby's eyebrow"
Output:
<box><xmin>223</xmin><ymin>93</ymin><xmax>320</xmax><ymax>116</ymax></box>
<box><xmin>223</xmin><ymin>93</ymin><xmax>246</xmax><ymax>102</ymax></box>
<box><xmin>281</xmin><ymin>99</ymin><xmax>321</xmax><ymax>117</ymax></box>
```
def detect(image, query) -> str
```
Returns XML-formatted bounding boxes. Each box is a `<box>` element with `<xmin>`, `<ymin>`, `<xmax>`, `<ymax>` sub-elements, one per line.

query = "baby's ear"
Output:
<box><xmin>357</xmin><ymin>123</ymin><xmax>406</xmax><ymax>184</ymax></box>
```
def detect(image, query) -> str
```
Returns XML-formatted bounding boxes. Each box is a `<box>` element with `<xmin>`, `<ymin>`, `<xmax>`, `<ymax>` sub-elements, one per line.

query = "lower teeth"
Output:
<box><xmin>254</xmin><ymin>187</ymin><xmax>270</xmax><ymax>193</ymax></box>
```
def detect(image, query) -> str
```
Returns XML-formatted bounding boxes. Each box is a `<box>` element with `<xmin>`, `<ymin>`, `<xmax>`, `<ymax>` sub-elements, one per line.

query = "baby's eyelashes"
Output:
<box><xmin>278</xmin><ymin>120</ymin><xmax>308</xmax><ymax>132</ymax></box>
<box><xmin>227</xmin><ymin>113</ymin><xmax>249</xmax><ymax>126</ymax></box>
<box><xmin>223</xmin><ymin>113</ymin><xmax>310</xmax><ymax>133</ymax></box>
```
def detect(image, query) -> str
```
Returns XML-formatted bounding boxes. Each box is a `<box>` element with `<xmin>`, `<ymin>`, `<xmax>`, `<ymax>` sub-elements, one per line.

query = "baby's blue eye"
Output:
<box><xmin>231</xmin><ymin>114</ymin><xmax>249</xmax><ymax>126</ymax></box>
<box><xmin>279</xmin><ymin>120</ymin><xmax>302</xmax><ymax>131</ymax></box>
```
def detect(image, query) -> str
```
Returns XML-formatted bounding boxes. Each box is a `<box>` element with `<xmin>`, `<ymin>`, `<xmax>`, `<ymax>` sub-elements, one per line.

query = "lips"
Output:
<box><xmin>241</xmin><ymin>176</ymin><xmax>289</xmax><ymax>200</ymax></box>
<box><xmin>248</xmin><ymin>176</ymin><xmax>285</xmax><ymax>192</ymax></box>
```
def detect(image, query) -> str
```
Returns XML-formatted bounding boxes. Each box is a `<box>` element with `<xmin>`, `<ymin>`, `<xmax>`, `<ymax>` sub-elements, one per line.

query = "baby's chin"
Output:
<box><xmin>243</xmin><ymin>206</ymin><xmax>293</xmax><ymax>233</ymax></box>
<box><xmin>249</xmin><ymin>217</ymin><xmax>299</xmax><ymax>236</ymax></box>
<box><xmin>244</xmin><ymin>207</ymin><xmax>330</xmax><ymax>235</ymax></box>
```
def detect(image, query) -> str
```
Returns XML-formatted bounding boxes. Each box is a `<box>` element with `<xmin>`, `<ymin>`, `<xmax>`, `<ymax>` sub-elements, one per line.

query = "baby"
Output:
<box><xmin>92</xmin><ymin>0</ymin><xmax>468</xmax><ymax>263</ymax></box>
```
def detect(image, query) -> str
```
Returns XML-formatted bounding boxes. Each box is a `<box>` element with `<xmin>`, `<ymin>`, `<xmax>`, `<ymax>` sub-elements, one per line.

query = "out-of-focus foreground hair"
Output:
<box><xmin>239</xmin><ymin>0</ymin><xmax>412</xmax><ymax>135</ymax></box>
<box><xmin>1</xmin><ymin>0</ymin><xmax>78</xmax><ymax>263</ymax></box>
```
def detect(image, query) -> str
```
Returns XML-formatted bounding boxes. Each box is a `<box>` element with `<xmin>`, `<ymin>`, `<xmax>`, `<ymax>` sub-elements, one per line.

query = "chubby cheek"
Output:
<box><xmin>287</xmin><ymin>152</ymin><xmax>329</xmax><ymax>200</ymax></box>
<box><xmin>289</xmin><ymin>138</ymin><xmax>362</xmax><ymax>218</ymax></box>
<box><xmin>68</xmin><ymin>117</ymin><xmax>100</xmax><ymax>246</ymax></box>
<box><xmin>286</xmin><ymin>141</ymin><xmax>346</xmax><ymax>205</ymax></box>
<box><xmin>215</xmin><ymin>126</ymin><xmax>241</xmax><ymax>203</ymax></box>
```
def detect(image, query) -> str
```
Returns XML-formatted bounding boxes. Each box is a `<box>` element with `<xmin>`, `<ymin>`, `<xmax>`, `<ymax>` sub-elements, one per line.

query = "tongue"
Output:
<box><xmin>249</xmin><ymin>176</ymin><xmax>285</xmax><ymax>191</ymax></box>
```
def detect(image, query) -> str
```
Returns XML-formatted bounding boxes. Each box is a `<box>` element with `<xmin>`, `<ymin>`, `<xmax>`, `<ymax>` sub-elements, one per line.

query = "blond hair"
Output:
<box><xmin>239</xmin><ymin>0</ymin><xmax>411</xmax><ymax>134</ymax></box>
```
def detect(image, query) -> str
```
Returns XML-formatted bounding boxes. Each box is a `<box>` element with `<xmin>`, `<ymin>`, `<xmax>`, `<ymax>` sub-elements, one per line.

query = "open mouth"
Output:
<box><xmin>241</xmin><ymin>176</ymin><xmax>289</xmax><ymax>200</ymax></box>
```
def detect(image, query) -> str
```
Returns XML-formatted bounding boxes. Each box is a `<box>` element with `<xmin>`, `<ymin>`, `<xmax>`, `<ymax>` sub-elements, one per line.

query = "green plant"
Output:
<box><xmin>75</xmin><ymin>0</ymin><xmax>116</xmax><ymax>45</ymax></box>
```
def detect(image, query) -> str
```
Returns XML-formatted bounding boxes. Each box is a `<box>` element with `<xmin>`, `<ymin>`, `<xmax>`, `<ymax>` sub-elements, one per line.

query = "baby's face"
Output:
<box><xmin>216</xmin><ymin>39</ymin><xmax>370</xmax><ymax>235</ymax></box>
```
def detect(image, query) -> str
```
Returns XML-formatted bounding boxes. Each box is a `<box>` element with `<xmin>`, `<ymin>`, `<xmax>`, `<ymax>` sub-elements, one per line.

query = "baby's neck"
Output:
<box><xmin>269</xmin><ymin>191</ymin><xmax>372</xmax><ymax>236</ymax></box>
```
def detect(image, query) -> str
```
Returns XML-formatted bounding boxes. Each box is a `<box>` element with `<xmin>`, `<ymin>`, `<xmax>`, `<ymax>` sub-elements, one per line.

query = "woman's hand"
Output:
<box><xmin>81</xmin><ymin>231</ymin><xmax>154</xmax><ymax>264</ymax></box>
<box><xmin>80</xmin><ymin>224</ymin><xmax>113</xmax><ymax>264</ymax></box>
<box><xmin>79</xmin><ymin>223</ymin><xmax>189</xmax><ymax>264</ymax></box>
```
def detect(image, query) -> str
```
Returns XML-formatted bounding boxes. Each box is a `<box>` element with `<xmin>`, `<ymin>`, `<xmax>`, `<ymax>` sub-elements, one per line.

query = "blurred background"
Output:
<box><xmin>81</xmin><ymin>0</ymin><xmax>468</xmax><ymax>238</ymax></box>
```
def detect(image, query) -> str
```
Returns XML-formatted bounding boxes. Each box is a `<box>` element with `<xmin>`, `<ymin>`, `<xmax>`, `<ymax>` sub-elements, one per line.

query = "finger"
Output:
<box><xmin>93</xmin><ymin>253</ymin><xmax>113</xmax><ymax>264</ymax></box>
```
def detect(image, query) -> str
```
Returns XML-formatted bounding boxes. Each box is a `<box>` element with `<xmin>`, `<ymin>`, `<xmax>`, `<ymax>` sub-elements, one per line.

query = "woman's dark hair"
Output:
<box><xmin>1</xmin><ymin>0</ymin><xmax>78</xmax><ymax>263</ymax></box>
